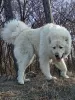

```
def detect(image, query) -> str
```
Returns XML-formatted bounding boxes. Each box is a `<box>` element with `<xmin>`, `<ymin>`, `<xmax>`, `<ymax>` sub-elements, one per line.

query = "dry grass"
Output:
<box><xmin>0</xmin><ymin>71</ymin><xmax>75</xmax><ymax>100</ymax></box>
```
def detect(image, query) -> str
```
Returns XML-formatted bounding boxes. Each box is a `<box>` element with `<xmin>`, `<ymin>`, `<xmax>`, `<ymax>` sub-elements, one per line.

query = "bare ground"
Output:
<box><xmin>0</xmin><ymin>71</ymin><xmax>75</xmax><ymax>100</ymax></box>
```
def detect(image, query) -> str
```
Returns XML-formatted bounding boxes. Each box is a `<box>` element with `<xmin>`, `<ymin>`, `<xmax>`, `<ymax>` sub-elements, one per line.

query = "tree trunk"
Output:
<box><xmin>0</xmin><ymin>0</ymin><xmax>2</xmax><ymax>8</ymax></box>
<box><xmin>42</xmin><ymin>0</ymin><xmax>54</xmax><ymax>23</ymax></box>
<box><xmin>0</xmin><ymin>0</ymin><xmax>17</xmax><ymax>79</ymax></box>
<box><xmin>3</xmin><ymin>0</ymin><xmax>13</xmax><ymax>21</ymax></box>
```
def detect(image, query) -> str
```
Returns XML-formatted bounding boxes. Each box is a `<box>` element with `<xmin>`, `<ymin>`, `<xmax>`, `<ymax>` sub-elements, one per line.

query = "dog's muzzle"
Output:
<box><xmin>55</xmin><ymin>53</ymin><xmax>62</xmax><ymax>61</ymax></box>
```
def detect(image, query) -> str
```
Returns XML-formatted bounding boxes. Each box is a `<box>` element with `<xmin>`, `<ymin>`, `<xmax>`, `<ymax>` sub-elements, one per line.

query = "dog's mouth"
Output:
<box><xmin>56</xmin><ymin>58</ymin><xmax>62</xmax><ymax>61</ymax></box>
<box><xmin>55</xmin><ymin>54</ymin><xmax>63</xmax><ymax>62</ymax></box>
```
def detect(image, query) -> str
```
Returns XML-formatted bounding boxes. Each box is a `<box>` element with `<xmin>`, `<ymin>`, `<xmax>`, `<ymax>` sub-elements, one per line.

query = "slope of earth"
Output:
<box><xmin>0</xmin><ymin>72</ymin><xmax>75</xmax><ymax>100</ymax></box>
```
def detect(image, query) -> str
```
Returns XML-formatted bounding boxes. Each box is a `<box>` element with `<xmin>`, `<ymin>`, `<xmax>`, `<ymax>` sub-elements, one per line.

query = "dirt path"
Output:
<box><xmin>0</xmin><ymin>73</ymin><xmax>75</xmax><ymax>100</ymax></box>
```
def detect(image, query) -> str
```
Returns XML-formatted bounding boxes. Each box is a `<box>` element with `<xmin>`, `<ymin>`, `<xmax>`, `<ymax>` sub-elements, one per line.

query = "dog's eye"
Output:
<box><xmin>53</xmin><ymin>47</ymin><xmax>56</xmax><ymax>49</ymax></box>
<box><xmin>59</xmin><ymin>46</ymin><xmax>63</xmax><ymax>49</ymax></box>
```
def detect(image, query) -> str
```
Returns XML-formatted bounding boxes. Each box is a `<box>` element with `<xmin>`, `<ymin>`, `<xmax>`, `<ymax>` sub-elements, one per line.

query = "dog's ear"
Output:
<box><xmin>63</xmin><ymin>36</ymin><xmax>68</xmax><ymax>44</ymax></box>
<box><xmin>65</xmin><ymin>38</ymin><xmax>69</xmax><ymax>44</ymax></box>
<box><xmin>48</xmin><ymin>37</ymin><xmax>51</xmax><ymax>44</ymax></box>
<box><xmin>65</xmin><ymin>38</ymin><xmax>68</xmax><ymax>42</ymax></box>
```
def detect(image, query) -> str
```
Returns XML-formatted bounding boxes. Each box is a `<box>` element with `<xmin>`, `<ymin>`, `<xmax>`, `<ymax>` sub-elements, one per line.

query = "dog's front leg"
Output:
<box><xmin>54</xmin><ymin>59</ymin><xmax>69</xmax><ymax>78</ymax></box>
<box><xmin>39</xmin><ymin>35</ymin><xmax>56</xmax><ymax>80</ymax></box>
<box><xmin>39</xmin><ymin>56</ymin><xmax>57</xmax><ymax>80</ymax></box>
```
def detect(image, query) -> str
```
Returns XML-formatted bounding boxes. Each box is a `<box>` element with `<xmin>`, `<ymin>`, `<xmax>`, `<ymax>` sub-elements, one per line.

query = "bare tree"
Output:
<box><xmin>42</xmin><ymin>0</ymin><xmax>54</xmax><ymax>23</ymax></box>
<box><xmin>0</xmin><ymin>0</ymin><xmax>75</xmax><ymax>78</ymax></box>
<box><xmin>3</xmin><ymin>0</ymin><xmax>13</xmax><ymax>21</ymax></box>
<box><xmin>17</xmin><ymin>0</ymin><xmax>28</xmax><ymax>21</ymax></box>
<box><xmin>0</xmin><ymin>0</ymin><xmax>17</xmax><ymax>79</ymax></box>
<box><xmin>0</xmin><ymin>0</ymin><xmax>3</xmax><ymax>13</ymax></box>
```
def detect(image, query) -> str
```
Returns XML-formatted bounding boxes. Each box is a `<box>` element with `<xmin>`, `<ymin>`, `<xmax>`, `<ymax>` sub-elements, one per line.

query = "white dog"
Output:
<box><xmin>1</xmin><ymin>20</ymin><xmax>72</xmax><ymax>84</ymax></box>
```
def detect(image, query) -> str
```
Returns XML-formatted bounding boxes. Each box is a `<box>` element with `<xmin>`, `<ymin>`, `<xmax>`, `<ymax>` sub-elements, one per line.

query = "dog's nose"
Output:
<box><xmin>55</xmin><ymin>53</ymin><xmax>59</xmax><ymax>58</ymax></box>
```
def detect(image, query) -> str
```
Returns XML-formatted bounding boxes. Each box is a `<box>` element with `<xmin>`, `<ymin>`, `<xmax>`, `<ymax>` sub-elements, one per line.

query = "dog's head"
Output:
<box><xmin>47</xmin><ymin>24</ymin><xmax>72</xmax><ymax>61</ymax></box>
<box><xmin>49</xmin><ymin>39</ymin><xmax>69</xmax><ymax>61</ymax></box>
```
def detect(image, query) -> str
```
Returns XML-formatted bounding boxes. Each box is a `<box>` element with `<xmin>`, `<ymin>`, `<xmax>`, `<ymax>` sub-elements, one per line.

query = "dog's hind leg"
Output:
<box><xmin>17</xmin><ymin>54</ymin><xmax>31</xmax><ymax>84</ymax></box>
<box><xmin>14</xmin><ymin>46</ymin><xmax>34</xmax><ymax>84</ymax></box>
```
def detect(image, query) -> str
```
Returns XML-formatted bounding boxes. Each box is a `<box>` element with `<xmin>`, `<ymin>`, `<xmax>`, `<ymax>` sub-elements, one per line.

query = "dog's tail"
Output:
<box><xmin>1</xmin><ymin>19</ymin><xmax>30</xmax><ymax>44</ymax></box>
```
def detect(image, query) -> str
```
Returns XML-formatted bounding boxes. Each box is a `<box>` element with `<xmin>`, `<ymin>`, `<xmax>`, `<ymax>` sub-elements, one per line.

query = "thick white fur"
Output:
<box><xmin>1</xmin><ymin>20</ymin><xmax>72</xmax><ymax>84</ymax></box>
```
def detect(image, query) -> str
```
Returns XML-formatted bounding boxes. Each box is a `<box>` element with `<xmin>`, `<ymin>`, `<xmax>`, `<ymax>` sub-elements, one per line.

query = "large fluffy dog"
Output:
<box><xmin>1</xmin><ymin>20</ymin><xmax>72</xmax><ymax>84</ymax></box>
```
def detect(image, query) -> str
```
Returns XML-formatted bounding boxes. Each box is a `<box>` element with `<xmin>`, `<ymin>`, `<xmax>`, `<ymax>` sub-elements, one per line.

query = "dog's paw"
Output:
<box><xmin>46</xmin><ymin>76</ymin><xmax>57</xmax><ymax>80</ymax></box>
<box><xmin>51</xmin><ymin>76</ymin><xmax>57</xmax><ymax>80</ymax></box>
<box><xmin>61</xmin><ymin>73</ymin><xmax>69</xmax><ymax>78</ymax></box>
<box><xmin>18</xmin><ymin>80</ymin><xmax>24</xmax><ymax>84</ymax></box>
<box><xmin>24</xmin><ymin>78</ymin><xmax>30</xmax><ymax>82</ymax></box>
<box><xmin>17</xmin><ymin>77</ymin><xmax>24</xmax><ymax>84</ymax></box>
<box><xmin>62</xmin><ymin>75</ymin><xmax>69</xmax><ymax>78</ymax></box>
